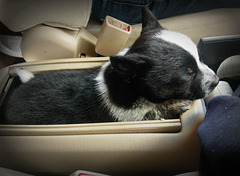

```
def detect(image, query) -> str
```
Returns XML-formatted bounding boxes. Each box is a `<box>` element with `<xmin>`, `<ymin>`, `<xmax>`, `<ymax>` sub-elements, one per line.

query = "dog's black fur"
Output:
<box><xmin>3</xmin><ymin>68</ymin><xmax>117</xmax><ymax>124</ymax></box>
<box><xmin>1</xmin><ymin>8</ymin><xmax>219</xmax><ymax>124</ymax></box>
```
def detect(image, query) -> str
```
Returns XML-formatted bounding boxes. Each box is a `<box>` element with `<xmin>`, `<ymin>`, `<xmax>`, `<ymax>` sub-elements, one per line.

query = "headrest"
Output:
<box><xmin>0</xmin><ymin>0</ymin><xmax>92</xmax><ymax>32</ymax></box>
<box><xmin>217</xmin><ymin>55</ymin><xmax>240</xmax><ymax>79</ymax></box>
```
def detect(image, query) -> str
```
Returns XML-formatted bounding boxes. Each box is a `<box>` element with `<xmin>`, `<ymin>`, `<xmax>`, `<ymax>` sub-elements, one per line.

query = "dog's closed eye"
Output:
<box><xmin>187</xmin><ymin>67</ymin><xmax>194</xmax><ymax>75</ymax></box>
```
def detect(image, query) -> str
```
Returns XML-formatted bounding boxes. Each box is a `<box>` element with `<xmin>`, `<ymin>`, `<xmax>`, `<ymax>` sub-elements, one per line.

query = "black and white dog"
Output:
<box><xmin>2</xmin><ymin>8</ymin><xmax>219</xmax><ymax>124</ymax></box>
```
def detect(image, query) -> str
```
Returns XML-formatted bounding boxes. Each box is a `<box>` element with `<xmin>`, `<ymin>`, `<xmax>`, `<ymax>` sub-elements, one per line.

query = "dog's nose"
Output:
<box><xmin>210</xmin><ymin>75</ymin><xmax>219</xmax><ymax>89</ymax></box>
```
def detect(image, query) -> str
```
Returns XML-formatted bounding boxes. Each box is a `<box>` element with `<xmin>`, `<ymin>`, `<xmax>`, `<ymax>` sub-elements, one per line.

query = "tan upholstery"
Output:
<box><xmin>217</xmin><ymin>55</ymin><xmax>240</xmax><ymax>79</ymax></box>
<box><xmin>86</xmin><ymin>8</ymin><xmax>240</xmax><ymax>47</ymax></box>
<box><xmin>0</xmin><ymin>0</ymin><xmax>92</xmax><ymax>31</ymax></box>
<box><xmin>21</xmin><ymin>25</ymin><xmax>98</xmax><ymax>62</ymax></box>
<box><xmin>0</xmin><ymin>167</ymin><xmax>109</xmax><ymax>176</ymax></box>
<box><xmin>70</xmin><ymin>170</ymin><xmax>109</xmax><ymax>176</ymax></box>
<box><xmin>128</xmin><ymin>8</ymin><xmax>240</xmax><ymax>46</ymax></box>
<box><xmin>0</xmin><ymin>167</ymin><xmax>33</xmax><ymax>176</ymax></box>
<box><xmin>175</xmin><ymin>171</ymin><xmax>200</xmax><ymax>176</ymax></box>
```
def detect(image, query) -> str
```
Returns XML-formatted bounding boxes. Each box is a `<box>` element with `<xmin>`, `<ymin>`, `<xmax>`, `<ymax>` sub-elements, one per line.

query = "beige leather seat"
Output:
<box><xmin>0</xmin><ymin>167</ymin><xmax>34</xmax><ymax>176</ymax></box>
<box><xmin>87</xmin><ymin>8</ymin><xmax>240</xmax><ymax>47</ymax></box>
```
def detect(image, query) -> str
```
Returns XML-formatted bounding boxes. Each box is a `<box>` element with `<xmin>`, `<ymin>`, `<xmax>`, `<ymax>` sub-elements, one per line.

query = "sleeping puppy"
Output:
<box><xmin>2</xmin><ymin>8</ymin><xmax>219</xmax><ymax>124</ymax></box>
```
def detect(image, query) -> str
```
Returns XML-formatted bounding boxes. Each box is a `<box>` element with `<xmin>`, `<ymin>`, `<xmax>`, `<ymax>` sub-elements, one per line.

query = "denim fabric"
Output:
<box><xmin>91</xmin><ymin>0</ymin><xmax>240</xmax><ymax>24</ymax></box>
<box><xmin>197</xmin><ymin>95</ymin><xmax>240</xmax><ymax>176</ymax></box>
<box><xmin>91</xmin><ymin>0</ymin><xmax>153</xmax><ymax>24</ymax></box>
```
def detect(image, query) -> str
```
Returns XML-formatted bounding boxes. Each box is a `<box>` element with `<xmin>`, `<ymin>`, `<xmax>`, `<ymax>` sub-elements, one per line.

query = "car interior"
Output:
<box><xmin>0</xmin><ymin>0</ymin><xmax>240</xmax><ymax>176</ymax></box>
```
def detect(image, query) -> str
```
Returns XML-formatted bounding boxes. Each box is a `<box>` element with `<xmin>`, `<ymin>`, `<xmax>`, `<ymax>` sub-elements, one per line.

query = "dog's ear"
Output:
<box><xmin>141</xmin><ymin>7</ymin><xmax>162</xmax><ymax>35</ymax></box>
<box><xmin>110</xmin><ymin>55</ymin><xmax>148</xmax><ymax>82</ymax></box>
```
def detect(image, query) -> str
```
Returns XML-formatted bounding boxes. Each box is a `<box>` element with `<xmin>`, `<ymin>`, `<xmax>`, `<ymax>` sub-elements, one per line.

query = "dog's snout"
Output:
<box><xmin>210</xmin><ymin>75</ymin><xmax>219</xmax><ymax>89</ymax></box>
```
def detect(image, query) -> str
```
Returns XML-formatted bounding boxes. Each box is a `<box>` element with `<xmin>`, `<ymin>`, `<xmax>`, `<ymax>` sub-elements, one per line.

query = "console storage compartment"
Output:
<box><xmin>0</xmin><ymin>58</ymin><xmax>204</xmax><ymax>176</ymax></box>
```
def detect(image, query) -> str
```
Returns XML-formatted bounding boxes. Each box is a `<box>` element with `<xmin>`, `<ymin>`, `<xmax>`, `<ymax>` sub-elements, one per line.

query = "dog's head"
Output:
<box><xmin>110</xmin><ymin>7</ymin><xmax>219</xmax><ymax>103</ymax></box>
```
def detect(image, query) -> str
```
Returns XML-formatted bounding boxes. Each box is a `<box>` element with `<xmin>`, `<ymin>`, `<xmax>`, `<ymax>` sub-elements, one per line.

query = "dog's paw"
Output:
<box><xmin>143</xmin><ymin>110</ymin><xmax>157</xmax><ymax>120</ymax></box>
<box><xmin>156</xmin><ymin>100</ymin><xmax>193</xmax><ymax>119</ymax></box>
<box><xmin>170</xmin><ymin>100</ymin><xmax>192</xmax><ymax>113</ymax></box>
